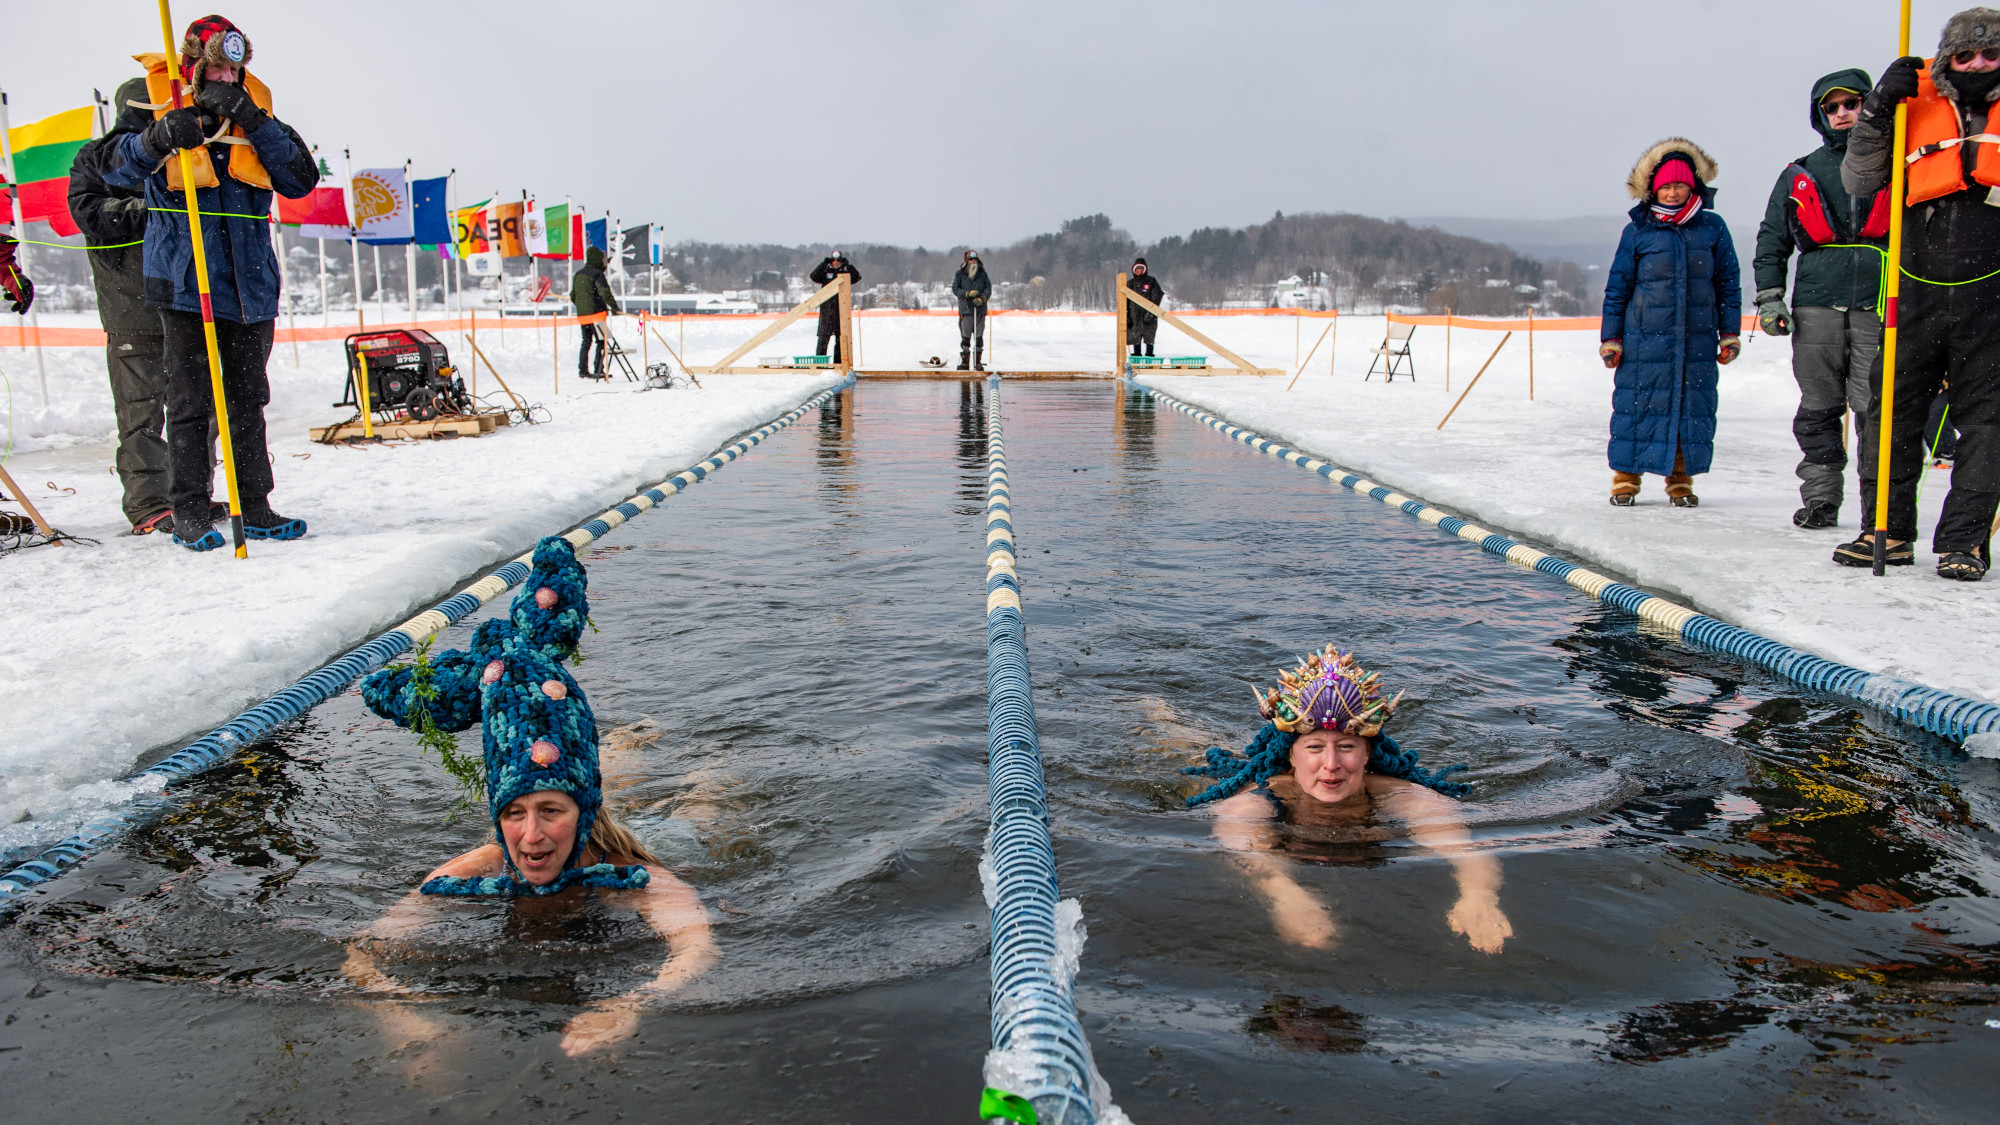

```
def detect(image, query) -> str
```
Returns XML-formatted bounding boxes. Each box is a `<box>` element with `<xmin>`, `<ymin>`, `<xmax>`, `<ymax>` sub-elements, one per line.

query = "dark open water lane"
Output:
<box><xmin>3</xmin><ymin>379</ymin><xmax>1997</xmax><ymax>1123</ymax></box>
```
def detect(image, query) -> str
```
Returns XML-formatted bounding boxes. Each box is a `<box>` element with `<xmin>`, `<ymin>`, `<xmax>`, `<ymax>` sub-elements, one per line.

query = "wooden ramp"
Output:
<box><xmin>311</xmin><ymin>411</ymin><xmax>512</xmax><ymax>442</ymax></box>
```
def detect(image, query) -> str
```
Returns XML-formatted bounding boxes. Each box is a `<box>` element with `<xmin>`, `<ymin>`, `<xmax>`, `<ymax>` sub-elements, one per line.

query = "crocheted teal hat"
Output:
<box><xmin>361</xmin><ymin>536</ymin><xmax>647</xmax><ymax>897</ymax></box>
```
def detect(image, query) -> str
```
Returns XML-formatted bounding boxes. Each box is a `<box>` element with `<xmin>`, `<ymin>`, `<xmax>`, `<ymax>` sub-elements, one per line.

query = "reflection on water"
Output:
<box><xmin>5</xmin><ymin>380</ymin><xmax>1997</xmax><ymax>1120</ymax></box>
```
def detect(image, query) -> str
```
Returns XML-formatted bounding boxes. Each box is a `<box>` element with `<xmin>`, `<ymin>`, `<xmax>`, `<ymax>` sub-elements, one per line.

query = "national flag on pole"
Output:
<box><xmin>537</xmin><ymin>202</ymin><xmax>570</xmax><ymax>259</ymax></box>
<box><xmin>570</xmin><ymin>211</ymin><xmax>584</xmax><ymax>261</ymax></box>
<box><xmin>276</xmin><ymin>186</ymin><xmax>350</xmax><ymax>240</ymax></box>
<box><xmin>353</xmin><ymin>166</ymin><xmax>412</xmax><ymax>245</ymax></box>
<box><xmin>619</xmin><ymin>224</ymin><xmax>650</xmax><ymax>276</ymax></box>
<box><xmin>411</xmin><ymin>176</ymin><xmax>451</xmax><ymax>250</ymax></box>
<box><xmin>1</xmin><ymin>106</ymin><xmax>93</xmax><ymax>237</ymax></box>
<box><xmin>585</xmin><ymin>218</ymin><xmax>607</xmax><ymax>254</ymax></box>
<box><xmin>523</xmin><ymin>199</ymin><xmax>547</xmax><ymax>257</ymax></box>
<box><xmin>454</xmin><ymin>200</ymin><xmax>491</xmax><ymax>259</ymax></box>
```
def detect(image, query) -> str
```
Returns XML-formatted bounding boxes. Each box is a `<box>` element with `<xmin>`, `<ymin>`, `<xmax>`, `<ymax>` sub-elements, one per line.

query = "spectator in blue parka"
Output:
<box><xmin>1600</xmin><ymin>138</ymin><xmax>1743</xmax><ymax>508</ymax></box>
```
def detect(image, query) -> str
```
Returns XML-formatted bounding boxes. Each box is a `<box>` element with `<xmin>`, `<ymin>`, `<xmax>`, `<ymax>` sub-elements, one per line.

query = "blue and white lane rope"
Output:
<box><xmin>1128</xmin><ymin>379</ymin><xmax>2000</xmax><ymax>746</ymax></box>
<box><xmin>0</xmin><ymin>377</ymin><xmax>855</xmax><ymax>911</ymax></box>
<box><xmin>981</xmin><ymin>376</ymin><xmax>1107</xmax><ymax>1125</ymax></box>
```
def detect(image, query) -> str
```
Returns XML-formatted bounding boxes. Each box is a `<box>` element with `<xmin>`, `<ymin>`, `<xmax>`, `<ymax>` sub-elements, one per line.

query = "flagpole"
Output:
<box><xmin>0</xmin><ymin>90</ymin><xmax>50</xmax><ymax>404</ymax></box>
<box><xmin>1873</xmin><ymin>1</ymin><xmax>1913</xmax><ymax>576</ymax></box>
<box><xmin>155</xmin><ymin>0</ymin><xmax>248</xmax><ymax>557</ymax></box>
<box><xmin>344</xmin><ymin>148</ymin><xmax>362</xmax><ymax>331</ymax></box>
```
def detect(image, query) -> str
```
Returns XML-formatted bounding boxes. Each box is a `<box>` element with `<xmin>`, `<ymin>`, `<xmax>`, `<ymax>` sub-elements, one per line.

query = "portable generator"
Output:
<box><xmin>338</xmin><ymin>329</ymin><xmax>472</xmax><ymax>421</ymax></box>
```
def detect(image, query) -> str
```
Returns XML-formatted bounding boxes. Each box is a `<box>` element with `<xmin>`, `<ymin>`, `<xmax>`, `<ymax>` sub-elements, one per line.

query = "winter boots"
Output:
<box><xmin>957</xmin><ymin>343</ymin><xmax>970</xmax><ymax>371</ymax></box>
<box><xmin>959</xmin><ymin>340</ymin><xmax>985</xmax><ymax>371</ymax></box>
<box><xmin>1610</xmin><ymin>449</ymin><xmax>1697</xmax><ymax>507</ymax></box>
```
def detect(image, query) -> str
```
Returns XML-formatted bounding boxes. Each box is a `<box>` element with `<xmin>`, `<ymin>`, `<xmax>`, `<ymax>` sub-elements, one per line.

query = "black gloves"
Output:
<box><xmin>1864</xmin><ymin>56</ymin><xmax>1925</xmax><ymax>117</ymax></box>
<box><xmin>1</xmin><ymin>238</ymin><xmax>33</xmax><ymax>314</ymax></box>
<box><xmin>195</xmin><ymin>81</ymin><xmax>268</xmax><ymax>134</ymax></box>
<box><xmin>141</xmin><ymin>109</ymin><xmax>205</xmax><ymax>162</ymax></box>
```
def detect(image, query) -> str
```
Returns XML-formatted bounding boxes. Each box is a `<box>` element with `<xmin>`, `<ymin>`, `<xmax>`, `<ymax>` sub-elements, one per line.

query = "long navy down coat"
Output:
<box><xmin>1601</xmin><ymin>177</ymin><xmax>1742</xmax><ymax>477</ymax></box>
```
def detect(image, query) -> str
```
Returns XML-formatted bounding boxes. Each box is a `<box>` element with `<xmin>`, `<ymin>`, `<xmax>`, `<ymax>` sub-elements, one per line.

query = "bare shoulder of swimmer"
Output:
<box><xmin>423</xmin><ymin>842</ymin><xmax>506</xmax><ymax>883</ymax></box>
<box><xmin>1365</xmin><ymin>774</ymin><xmax>1468</xmax><ymax>829</ymax></box>
<box><xmin>1210</xmin><ymin>789</ymin><xmax>1278</xmax><ymax>821</ymax></box>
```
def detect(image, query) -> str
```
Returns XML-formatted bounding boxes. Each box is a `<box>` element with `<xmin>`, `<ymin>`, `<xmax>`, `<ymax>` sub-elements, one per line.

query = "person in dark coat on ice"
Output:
<box><xmin>1124</xmin><ymin>258</ymin><xmax>1164</xmax><ymax>357</ymax></box>
<box><xmin>951</xmin><ymin>250</ymin><xmax>991</xmax><ymax>370</ymax></box>
<box><xmin>570</xmin><ymin>246</ymin><xmax>618</xmax><ymax>377</ymax></box>
<box><xmin>1599</xmin><ymin>138</ymin><xmax>1743</xmax><ymax>508</ymax></box>
<box><xmin>104</xmin><ymin>14</ymin><xmax>319</xmax><ymax>551</ymax></box>
<box><xmin>71</xmin><ymin>76</ymin><xmax>178</xmax><ymax>535</ymax></box>
<box><xmin>1753</xmin><ymin>69</ymin><xmax>1888</xmax><ymax>531</ymax></box>
<box><xmin>1836</xmin><ymin>8</ymin><xmax>2000</xmax><ymax>581</ymax></box>
<box><xmin>809</xmin><ymin>251</ymin><xmax>860</xmax><ymax>363</ymax></box>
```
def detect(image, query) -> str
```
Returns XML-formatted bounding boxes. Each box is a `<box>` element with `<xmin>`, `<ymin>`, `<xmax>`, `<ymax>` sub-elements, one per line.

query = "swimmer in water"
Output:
<box><xmin>342</xmin><ymin>537</ymin><xmax>716</xmax><ymax>1056</ymax></box>
<box><xmin>1184</xmin><ymin>643</ymin><xmax>1512</xmax><ymax>954</ymax></box>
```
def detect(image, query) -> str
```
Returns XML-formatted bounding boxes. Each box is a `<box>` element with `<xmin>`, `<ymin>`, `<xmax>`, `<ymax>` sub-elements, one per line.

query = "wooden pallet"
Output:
<box><xmin>310</xmin><ymin>411</ymin><xmax>512</xmax><ymax>442</ymax></box>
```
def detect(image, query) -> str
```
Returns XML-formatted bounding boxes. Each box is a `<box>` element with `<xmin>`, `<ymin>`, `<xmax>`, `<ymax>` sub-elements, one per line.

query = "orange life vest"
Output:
<box><xmin>1904</xmin><ymin>60</ymin><xmax>2000</xmax><ymax>206</ymax></box>
<box><xmin>133</xmin><ymin>52</ymin><xmax>273</xmax><ymax>193</ymax></box>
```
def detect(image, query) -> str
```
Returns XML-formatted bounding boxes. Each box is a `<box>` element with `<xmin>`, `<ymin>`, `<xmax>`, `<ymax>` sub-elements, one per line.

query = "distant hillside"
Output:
<box><xmin>661</xmin><ymin>211</ymin><xmax>1596</xmax><ymax>316</ymax></box>
<box><xmin>1406</xmin><ymin>215</ymin><xmax>1631</xmax><ymax>277</ymax></box>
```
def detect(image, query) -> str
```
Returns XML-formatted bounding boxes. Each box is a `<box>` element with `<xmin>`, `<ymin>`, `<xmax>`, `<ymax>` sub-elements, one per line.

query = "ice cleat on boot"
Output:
<box><xmin>1832</xmin><ymin>533</ymin><xmax>1912</xmax><ymax>568</ymax></box>
<box><xmin>172</xmin><ymin>515</ymin><xmax>225</xmax><ymax>552</ymax></box>
<box><xmin>1793</xmin><ymin>501</ymin><xmax>1839</xmax><ymax>529</ymax></box>
<box><xmin>243</xmin><ymin>508</ymin><xmax>308</xmax><ymax>541</ymax></box>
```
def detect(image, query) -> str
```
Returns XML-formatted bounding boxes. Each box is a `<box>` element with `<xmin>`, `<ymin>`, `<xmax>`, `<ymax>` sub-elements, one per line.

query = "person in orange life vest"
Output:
<box><xmin>103</xmin><ymin>14</ymin><xmax>319</xmax><ymax>552</ymax></box>
<box><xmin>1838</xmin><ymin>8</ymin><xmax>2000</xmax><ymax>580</ymax></box>
<box><xmin>1753</xmin><ymin>70</ymin><xmax>1888</xmax><ymax>532</ymax></box>
<box><xmin>1599</xmin><ymin>140</ymin><xmax>1742</xmax><ymax>509</ymax></box>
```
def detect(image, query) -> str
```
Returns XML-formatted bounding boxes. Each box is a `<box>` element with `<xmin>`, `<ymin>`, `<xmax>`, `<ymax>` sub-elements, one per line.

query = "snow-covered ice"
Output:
<box><xmin>4</xmin><ymin>307</ymin><xmax>1993</xmax><ymax>867</ymax></box>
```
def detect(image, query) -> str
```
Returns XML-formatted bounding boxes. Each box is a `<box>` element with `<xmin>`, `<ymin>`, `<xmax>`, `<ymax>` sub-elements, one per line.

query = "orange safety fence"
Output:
<box><xmin>0</xmin><ymin>311</ymin><xmax>613</xmax><ymax>348</ymax></box>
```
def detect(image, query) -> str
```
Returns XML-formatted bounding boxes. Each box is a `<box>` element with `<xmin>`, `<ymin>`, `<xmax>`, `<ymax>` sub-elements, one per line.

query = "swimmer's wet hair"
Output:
<box><xmin>1181</xmin><ymin>721</ymin><xmax>1470</xmax><ymax>807</ymax></box>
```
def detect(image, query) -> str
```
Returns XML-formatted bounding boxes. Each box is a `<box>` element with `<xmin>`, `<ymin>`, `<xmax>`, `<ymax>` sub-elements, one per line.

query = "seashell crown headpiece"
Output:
<box><xmin>1255</xmin><ymin>643</ymin><xmax>1402</xmax><ymax>738</ymax></box>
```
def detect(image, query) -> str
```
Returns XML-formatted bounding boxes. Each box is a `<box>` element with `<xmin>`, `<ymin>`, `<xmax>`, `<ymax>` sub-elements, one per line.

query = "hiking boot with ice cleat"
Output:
<box><xmin>171</xmin><ymin>516</ymin><xmax>225</xmax><ymax>552</ymax></box>
<box><xmin>1832</xmin><ymin>533</ymin><xmax>1912</xmax><ymax>568</ymax></box>
<box><xmin>1793</xmin><ymin>501</ymin><xmax>1839</xmax><ymax>529</ymax></box>
<box><xmin>130</xmin><ymin>509</ymin><xmax>173</xmax><ymax>535</ymax></box>
<box><xmin>1609</xmin><ymin>494</ymin><xmax>1636</xmax><ymax>507</ymax></box>
<box><xmin>1937</xmin><ymin>550</ymin><xmax>1989</xmax><ymax>582</ymax></box>
<box><xmin>1671</xmin><ymin>494</ymin><xmax>1700</xmax><ymax>508</ymax></box>
<box><xmin>242</xmin><ymin>508</ymin><xmax>308</xmax><ymax>541</ymax></box>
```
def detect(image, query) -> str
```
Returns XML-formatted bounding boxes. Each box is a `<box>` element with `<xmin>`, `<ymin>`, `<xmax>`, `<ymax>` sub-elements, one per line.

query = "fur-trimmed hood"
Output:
<box><xmin>1626</xmin><ymin>137</ymin><xmax>1720</xmax><ymax>200</ymax></box>
<box><xmin>1933</xmin><ymin>7</ymin><xmax>2000</xmax><ymax>103</ymax></box>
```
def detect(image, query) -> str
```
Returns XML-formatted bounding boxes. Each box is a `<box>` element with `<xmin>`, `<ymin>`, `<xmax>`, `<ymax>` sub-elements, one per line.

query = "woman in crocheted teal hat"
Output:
<box><xmin>343</xmin><ymin>537</ymin><xmax>716</xmax><ymax>1056</ymax></box>
<box><xmin>1185</xmin><ymin>643</ymin><xmax>1513</xmax><ymax>954</ymax></box>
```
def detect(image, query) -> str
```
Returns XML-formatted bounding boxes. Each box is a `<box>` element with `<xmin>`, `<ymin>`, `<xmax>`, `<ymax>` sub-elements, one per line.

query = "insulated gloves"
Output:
<box><xmin>1599</xmin><ymin>340</ymin><xmax>1623</xmax><ymax>369</ymax></box>
<box><xmin>141</xmin><ymin>109</ymin><xmax>205</xmax><ymax>162</ymax></box>
<box><xmin>1718</xmin><ymin>335</ymin><xmax>1742</xmax><ymax>365</ymax></box>
<box><xmin>1755</xmin><ymin>288</ymin><xmax>1791</xmax><ymax>336</ymax></box>
<box><xmin>0</xmin><ymin>236</ymin><xmax>32</xmax><ymax>314</ymax></box>
<box><xmin>970</xmin><ymin>295</ymin><xmax>985</xmax><ymax>305</ymax></box>
<box><xmin>195</xmin><ymin>81</ymin><xmax>268</xmax><ymax>134</ymax></box>
<box><xmin>1865</xmin><ymin>56</ymin><xmax>1925</xmax><ymax>118</ymax></box>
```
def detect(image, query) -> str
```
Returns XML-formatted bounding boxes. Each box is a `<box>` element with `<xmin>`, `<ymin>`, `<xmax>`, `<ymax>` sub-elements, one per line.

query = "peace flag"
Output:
<box><xmin>454</xmin><ymin>200</ymin><xmax>491</xmax><ymax>259</ymax></box>
<box><xmin>353</xmin><ymin>166</ymin><xmax>412</xmax><ymax>245</ymax></box>
<box><xmin>490</xmin><ymin>201</ymin><xmax>526</xmax><ymax>258</ymax></box>
<box><xmin>2</xmin><ymin>106</ymin><xmax>93</xmax><ymax>237</ymax></box>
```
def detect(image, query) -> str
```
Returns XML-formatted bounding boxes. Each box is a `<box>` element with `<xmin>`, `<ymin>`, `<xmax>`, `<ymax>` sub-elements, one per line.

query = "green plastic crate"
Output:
<box><xmin>1167</xmin><ymin>356</ymin><xmax>1208</xmax><ymax>367</ymax></box>
<box><xmin>1127</xmin><ymin>356</ymin><xmax>1166</xmax><ymax>367</ymax></box>
<box><xmin>791</xmin><ymin>355</ymin><xmax>834</xmax><ymax>366</ymax></box>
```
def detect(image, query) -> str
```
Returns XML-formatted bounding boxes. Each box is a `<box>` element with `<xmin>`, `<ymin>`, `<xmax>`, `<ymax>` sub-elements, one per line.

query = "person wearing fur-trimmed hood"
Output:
<box><xmin>1599</xmin><ymin>139</ymin><xmax>1743</xmax><ymax>508</ymax></box>
<box><xmin>1836</xmin><ymin>8</ymin><xmax>2000</xmax><ymax>581</ymax></box>
<box><xmin>1184</xmin><ymin>644</ymin><xmax>1511</xmax><ymax>955</ymax></box>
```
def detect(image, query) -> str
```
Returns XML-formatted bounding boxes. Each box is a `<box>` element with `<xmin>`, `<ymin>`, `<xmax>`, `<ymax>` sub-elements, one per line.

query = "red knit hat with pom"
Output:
<box><xmin>180</xmin><ymin>15</ymin><xmax>252</xmax><ymax>89</ymax></box>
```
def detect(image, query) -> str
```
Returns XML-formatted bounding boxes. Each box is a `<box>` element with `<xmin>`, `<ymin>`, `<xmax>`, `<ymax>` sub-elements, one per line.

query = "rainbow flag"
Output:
<box><xmin>2</xmin><ymin>106</ymin><xmax>93</xmax><ymax>237</ymax></box>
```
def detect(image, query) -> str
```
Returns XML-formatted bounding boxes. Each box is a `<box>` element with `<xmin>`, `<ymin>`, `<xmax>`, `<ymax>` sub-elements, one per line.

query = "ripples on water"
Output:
<box><xmin>6</xmin><ymin>380</ymin><xmax>1998</xmax><ymax>1120</ymax></box>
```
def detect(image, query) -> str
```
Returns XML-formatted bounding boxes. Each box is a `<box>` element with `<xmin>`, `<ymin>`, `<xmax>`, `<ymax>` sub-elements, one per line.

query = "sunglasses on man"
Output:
<box><xmin>1953</xmin><ymin>47</ymin><xmax>2000</xmax><ymax>65</ymax></box>
<box><xmin>1821</xmin><ymin>96</ymin><xmax>1863</xmax><ymax>113</ymax></box>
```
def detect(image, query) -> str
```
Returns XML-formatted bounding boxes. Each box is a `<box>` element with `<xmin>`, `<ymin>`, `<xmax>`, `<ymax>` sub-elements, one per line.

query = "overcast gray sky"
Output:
<box><xmin>0</xmin><ymin>1</ymin><xmax>1975</xmax><ymax>252</ymax></box>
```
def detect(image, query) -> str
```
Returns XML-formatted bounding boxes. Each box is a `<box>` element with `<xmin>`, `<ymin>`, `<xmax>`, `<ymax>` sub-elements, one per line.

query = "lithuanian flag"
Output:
<box><xmin>2</xmin><ymin>106</ymin><xmax>93</xmax><ymax>237</ymax></box>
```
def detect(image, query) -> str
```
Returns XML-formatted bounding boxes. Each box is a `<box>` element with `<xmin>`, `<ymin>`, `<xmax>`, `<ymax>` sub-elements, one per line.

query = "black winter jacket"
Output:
<box><xmin>68</xmin><ymin>85</ymin><xmax>158</xmax><ymax>336</ymax></box>
<box><xmin>808</xmin><ymin>258</ymin><xmax>861</xmax><ymax>325</ymax></box>
<box><xmin>1844</xmin><ymin>61</ymin><xmax>2000</xmax><ymax>279</ymax></box>
<box><xmin>569</xmin><ymin>264</ymin><xmax>618</xmax><ymax>316</ymax></box>
<box><xmin>1124</xmin><ymin>271</ymin><xmax>1164</xmax><ymax>326</ymax></box>
<box><xmin>1754</xmin><ymin>70</ymin><xmax>1885</xmax><ymax>311</ymax></box>
<box><xmin>951</xmin><ymin>263</ymin><xmax>991</xmax><ymax>315</ymax></box>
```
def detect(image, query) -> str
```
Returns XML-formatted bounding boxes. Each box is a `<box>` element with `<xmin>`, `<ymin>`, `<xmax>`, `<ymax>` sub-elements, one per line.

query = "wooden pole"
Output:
<box><xmin>0</xmin><ymin>461</ymin><xmax>59</xmax><ymax>545</ymax></box>
<box><xmin>159</xmin><ymin>0</ymin><xmax>247</xmax><ymax>556</ymax></box>
<box><xmin>1114</xmin><ymin>272</ymin><xmax>1129</xmax><ymax>374</ymax></box>
<box><xmin>1436</xmin><ymin>332</ymin><xmax>1512</xmax><ymax>430</ymax></box>
<box><xmin>1329</xmin><ymin>314</ymin><xmax>1338</xmax><ymax>379</ymax></box>
<box><xmin>1527</xmin><ymin>307</ymin><xmax>1535</xmax><ymax>400</ymax></box>
<box><xmin>469</xmin><ymin>307</ymin><xmax>477</xmax><ymax>398</ymax></box>
<box><xmin>648</xmin><ymin>321</ymin><xmax>700</xmax><ymax>385</ymax></box>
<box><xmin>697</xmin><ymin>278</ymin><xmax>842</xmax><ymax>374</ymax></box>
<box><xmin>1873</xmin><ymin>0</ymin><xmax>1913</xmax><ymax>576</ymax></box>
<box><xmin>837</xmin><ymin>273</ymin><xmax>854</xmax><ymax>372</ymax></box>
<box><xmin>1286</xmin><ymin>315</ymin><xmax>1337</xmax><ymax>390</ymax></box>
<box><xmin>464</xmin><ymin>334</ymin><xmax>527</xmax><ymax>416</ymax></box>
<box><xmin>1294</xmin><ymin>307</ymin><xmax>1300</xmax><ymax>371</ymax></box>
<box><xmin>1118</xmin><ymin>285</ymin><xmax>1279</xmax><ymax>375</ymax></box>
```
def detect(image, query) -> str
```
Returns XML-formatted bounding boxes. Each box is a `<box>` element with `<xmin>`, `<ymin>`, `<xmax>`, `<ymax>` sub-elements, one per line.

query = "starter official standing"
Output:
<box><xmin>809</xmin><ymin>251</ymin><xmax>861</xmax><ymax>363</ymax></box>
<box><xmin>1124</xmin><ymin>257</ymin><xmax>1164</xmax><ymax>357</ymax></box>
<box><xmin>951</xmin><ymin>250</ymin><xmax>991</xmax><ymax>371</ymax></box>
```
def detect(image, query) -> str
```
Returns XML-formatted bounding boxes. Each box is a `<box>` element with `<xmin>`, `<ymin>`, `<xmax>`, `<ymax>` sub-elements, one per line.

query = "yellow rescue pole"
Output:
<box><xmin>157</xmin><ymin>0</ymin><xmax>248</xmax><ymax>556</ymax></box>
<box><xmin>1872</xmin><ymin>0</ymin><xmax>1913</xmax><ymax>576</ymax></box>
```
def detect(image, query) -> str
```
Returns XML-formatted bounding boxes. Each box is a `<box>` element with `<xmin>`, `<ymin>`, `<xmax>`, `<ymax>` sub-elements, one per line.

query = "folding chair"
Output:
<box><xmin>1366</xmin><ymin>321</ymin><xmax>1418</xmax><ymax>382</ymax></box>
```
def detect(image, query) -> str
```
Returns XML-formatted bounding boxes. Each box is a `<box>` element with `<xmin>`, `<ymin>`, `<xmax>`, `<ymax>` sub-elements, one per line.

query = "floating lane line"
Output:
<box><xmin>0</xmin><ymin>377</ymin><xmax>855</xmax><ymax>912</ymax></box>
<box><xmin>981</xmin><ymin>376</ymin><xmax>1105</xmax><ymax>1125</ymax></box>
<box><xmin>1128</xmin><ymin>379</ymin><xmax>2000</xmax><ymax>746</ymax></box>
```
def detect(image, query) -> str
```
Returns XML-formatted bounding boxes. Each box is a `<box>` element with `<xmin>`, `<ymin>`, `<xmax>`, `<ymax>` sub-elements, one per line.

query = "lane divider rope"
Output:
<box><xmin>982</xmin><ymin>374</ymin><xmax>1101</xmax><ymax>1124</ymax></box>
<box><xmin>0</xmin><ymin>377</ymin><xmax>856</xmax><ymax>911</ymax></box>
<box><xmin>1127</xmin><ymin>378</ymin><xmax>2000</xmax><ymax>745</ymax></box>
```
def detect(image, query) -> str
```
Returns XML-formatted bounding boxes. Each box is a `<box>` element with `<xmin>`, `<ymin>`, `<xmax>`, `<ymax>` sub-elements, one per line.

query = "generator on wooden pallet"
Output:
<box><xmin>338</xmin><ymin>329</ymin><xmax>472</xmax><ymax>421</ymax></box>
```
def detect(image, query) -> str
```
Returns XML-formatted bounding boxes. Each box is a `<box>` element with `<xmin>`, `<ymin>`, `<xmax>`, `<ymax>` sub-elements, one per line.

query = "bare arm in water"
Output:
<box><xmin>1369</xmin><ymin>776</ymin><xmax>1512</xmax><ymax>954</ymax></box>
<box><xmin>1209</xmin><ymin>792</ymin><xmax>1339</xmax><ymax>949</ymax></box>
<box><xmin>342</xmin><ymin>843</ymin><xmax>719</xmax><ymax>1055</ymax></box>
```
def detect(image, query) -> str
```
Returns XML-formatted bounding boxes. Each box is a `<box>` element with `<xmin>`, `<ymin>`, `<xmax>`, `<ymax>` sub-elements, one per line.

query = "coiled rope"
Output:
<box><xmin>982</xmin><ymin>375</ymin><xmax>1101</xmax><ymax>1125</ymax></box>
<box><xmin>0</xmin><ymin>377</ymin><xmax>855</xmax><ymax>912</ymax></box>
<box><xmin>1128</xmin><ymin>380</ymin><xmax>2000</xmax><ymax>746</ymax></box>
